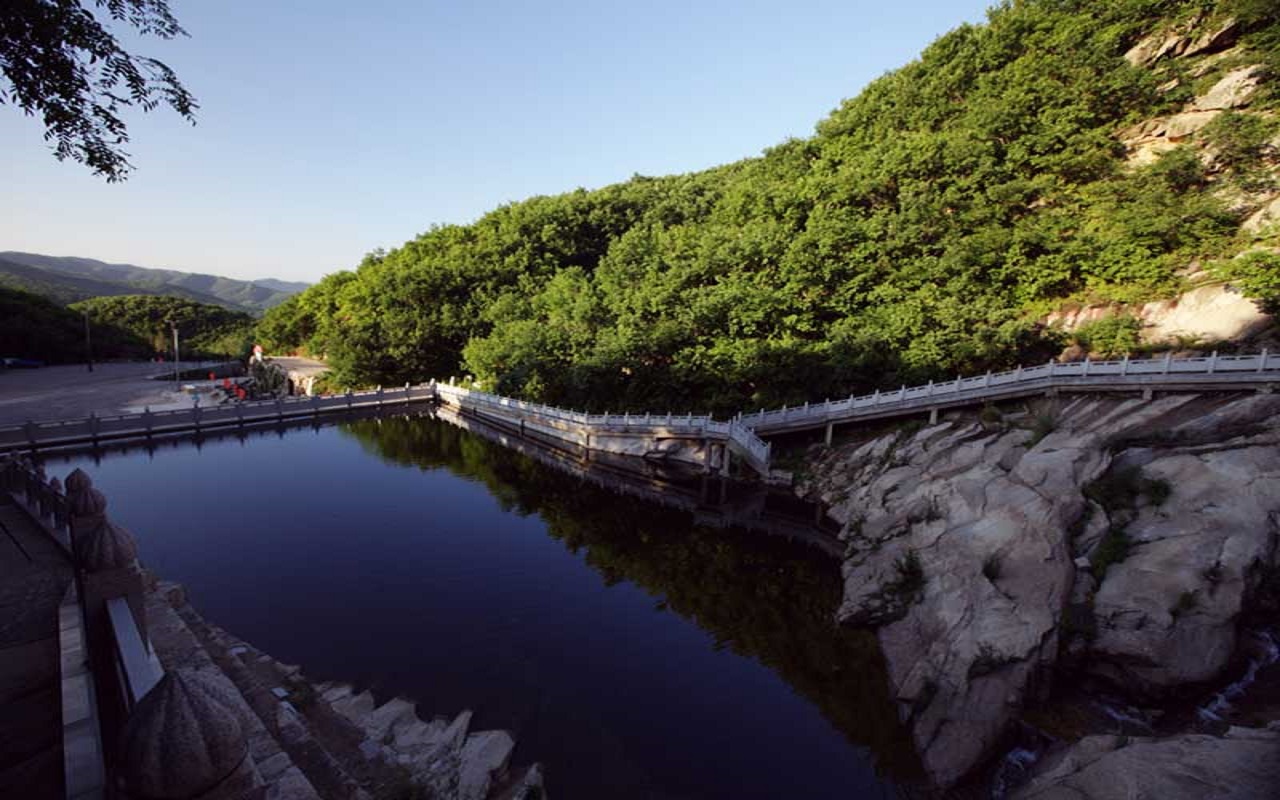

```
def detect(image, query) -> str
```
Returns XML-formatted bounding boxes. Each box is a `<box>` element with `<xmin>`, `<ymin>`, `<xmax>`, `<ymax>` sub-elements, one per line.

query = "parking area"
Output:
<box><xmin>0</xmin><ymin>362</ymin><xmax>209</xmax><ymax>425</ymax></box>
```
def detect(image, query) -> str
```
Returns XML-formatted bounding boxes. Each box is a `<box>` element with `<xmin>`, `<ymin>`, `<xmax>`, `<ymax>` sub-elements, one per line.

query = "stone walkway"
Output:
<box><xmin>0</xmin><ymin>497</ymin><xmax>73</xmax><ymax>800</ymax></box>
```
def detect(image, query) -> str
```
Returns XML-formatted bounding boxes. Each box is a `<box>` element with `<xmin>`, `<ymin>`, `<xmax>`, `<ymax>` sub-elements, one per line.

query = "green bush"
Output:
<box><xmin>1214</xmin><ymin>251</ymin><xmax>1280</xmax><ymax>313</ymax></box>
<box><xmin>1073</xmin><ymin>315</ymin><xmax>1143</xmax><ymax>358</ymax></box>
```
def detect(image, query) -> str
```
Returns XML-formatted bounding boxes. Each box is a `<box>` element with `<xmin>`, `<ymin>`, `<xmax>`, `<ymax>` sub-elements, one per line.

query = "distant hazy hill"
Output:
<box><xmin>0</xmin><ymin>252</ymin><xmax>309</xmax><ymax>313</ymax></box>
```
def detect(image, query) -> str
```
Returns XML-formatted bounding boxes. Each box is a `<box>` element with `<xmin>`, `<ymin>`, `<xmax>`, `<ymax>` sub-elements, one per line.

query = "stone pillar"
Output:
<box><xmin>65</xmin><ymin>469</ymin><xmax>102</xmax><ymax>555</ymax></box>
<box><xmin>824</xmin><ymin>422</ymin><xmax>833</xmax><ymax>446</ymax></box>
<box><xmin>78</xmin><ymin>514</ymin><xmax>148</xmax><ymax>650</ymax></box>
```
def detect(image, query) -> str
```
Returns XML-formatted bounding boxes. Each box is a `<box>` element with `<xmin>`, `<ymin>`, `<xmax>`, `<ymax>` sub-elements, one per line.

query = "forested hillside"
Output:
<box><xmin>72</xmin><ymin>296</ymin><xmax>255</xmax><ymax>361</ymax></box>
<box><xmin>260</xmin><ymin>0</ymin><xmax>1280</xmax><ymax>413</ymax></box>
<box><xmin>0</xmin><ymin>288</ymin><xmax>254</xmax><ymax>364</ymax></box>
<box><xmin>0</xmin><ymin>252</ymin><xmax>307</xmax><ymax>312</ymax></box>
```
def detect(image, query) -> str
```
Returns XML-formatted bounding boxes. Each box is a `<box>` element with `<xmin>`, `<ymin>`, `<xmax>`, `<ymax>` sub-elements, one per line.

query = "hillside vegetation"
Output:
<box><xmin>0</xmin><ymin>252</ymin><xmax>307</xmax><ymax>313</ymax></box>
<box><xmin>260</xmin><ymin>0</ymin><xmax>1280</xmax><ymax>413</ymax></box>
<box><xmin>0</xmin><ymin>287</ymin><xmax>254</xmax><ymax>364</ymax></box>
<box><xmin>72</xmin><ymin>295</ymin><xmax>255</xmax><ymax>360</ymax></box>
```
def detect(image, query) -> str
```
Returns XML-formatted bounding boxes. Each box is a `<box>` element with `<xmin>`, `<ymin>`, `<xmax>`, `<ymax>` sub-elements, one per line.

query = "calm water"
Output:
<box><xmin>47</xmin><ymin>413</ymin><xmax>918</xmax><ymax>799</ymax></box>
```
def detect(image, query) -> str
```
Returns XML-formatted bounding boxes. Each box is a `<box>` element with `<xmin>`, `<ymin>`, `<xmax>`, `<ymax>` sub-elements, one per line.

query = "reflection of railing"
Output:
<box><xmin>741</xmin><ymin>351</ymin><xmax>1280</xmax><ymax>434</ymax></box>
<box><xmin>0</xmin><ymin>384</ymin><xmax>438</xmax><ymax>452</ymax></box>
<box><xmin>434</xmin><ymin>382</ymin><xmax>773</xmax><ymax>476</ymax></box>
<box><xmin>107</xmin><ymin>597</ymin><xmax>162</xmax><ymax>712</ymax></box>
<box><xmin>432</xmin><ymin>406</ymin><xmax>841</xmax><ymax>555</ymax></box>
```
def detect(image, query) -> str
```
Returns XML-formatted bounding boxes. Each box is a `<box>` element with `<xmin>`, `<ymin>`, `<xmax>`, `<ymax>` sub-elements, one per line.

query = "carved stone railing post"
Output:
<box><xmin>119</xmin><ymin>670</ymin><xmax>262</xmax><ymax>800</ymax></box>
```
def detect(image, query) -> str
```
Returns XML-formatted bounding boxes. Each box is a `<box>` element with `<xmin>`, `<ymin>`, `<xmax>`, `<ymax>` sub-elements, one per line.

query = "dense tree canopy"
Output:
<box><xmin>261</xmin><ymin>0</ymin><xmax>1279</xmax><ymax>413</ymax></box>
<box><xmin>72</xmin><ymin>294</ymin><xmax>254</xmax><ymax>359</ymax></box>
<box><xmin>0</xmin><ymin>0</ymin><xmax>196</xmax><ymax>180</ymax></box>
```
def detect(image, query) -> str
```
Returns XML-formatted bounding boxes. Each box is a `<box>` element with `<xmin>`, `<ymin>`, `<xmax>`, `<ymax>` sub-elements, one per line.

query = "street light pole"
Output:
<box><xmin>83</xmin><ymin>310</ymin><xmax>93</xmax><ymax>372</ymax></box>
<box><xmin>172</xmin><ymin>323</ymin><xmax>180</xmax><ymax>386</ymax></box>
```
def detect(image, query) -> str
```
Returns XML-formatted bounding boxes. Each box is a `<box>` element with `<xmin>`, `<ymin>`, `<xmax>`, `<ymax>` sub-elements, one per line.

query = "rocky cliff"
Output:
<box><xmin>796</xmin><ymin>390</ymin><xmax>1280</xmax><ymax>792</ymax></box>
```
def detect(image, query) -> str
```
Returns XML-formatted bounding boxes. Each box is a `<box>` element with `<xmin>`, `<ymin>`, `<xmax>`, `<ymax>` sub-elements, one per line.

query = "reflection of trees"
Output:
<box><xmin>343</xmin><ymin>416</ymin><xmax>924</xmax><ymax>784</ymax></box>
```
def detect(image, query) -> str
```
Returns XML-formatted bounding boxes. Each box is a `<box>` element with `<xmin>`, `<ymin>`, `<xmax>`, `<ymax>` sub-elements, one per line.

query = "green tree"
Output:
<box><xmin>0</xmin><ymin>0</ymin><xmax>197</xmax><ymax>180</ymax></box>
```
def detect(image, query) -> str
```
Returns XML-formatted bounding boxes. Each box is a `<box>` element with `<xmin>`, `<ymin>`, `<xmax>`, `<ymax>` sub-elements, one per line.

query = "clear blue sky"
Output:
<box><xmin>1</xmin><ymin>0</ymin><xmax>993</xmax><ymax>284</ymax></box>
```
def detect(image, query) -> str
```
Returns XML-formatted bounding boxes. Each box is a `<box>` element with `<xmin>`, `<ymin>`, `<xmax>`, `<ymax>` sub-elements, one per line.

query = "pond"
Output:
<box><xmin>47</xmin><ymin>412</ymin><xmax>919</xmax><ymax>799</ymax></box>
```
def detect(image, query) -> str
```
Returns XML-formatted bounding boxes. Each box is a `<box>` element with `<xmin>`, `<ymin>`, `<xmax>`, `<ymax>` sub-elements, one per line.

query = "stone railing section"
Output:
<box><xmin>434</xmin><ymin>381</ymin><xmax>774</xmax><ymax>476</ymax></box>
<box><xmin>4</xmin><ymin>351</ymin><xmax>1276</xmax><ymax>472</ymax></box>
<box><xmin>740</xmin><ymin>350</ymin><xmax>1279</xmax><ymax>435</ymax></box>
<box><xmin>1</xmin><ymin>458</ymin><xmax>73</xmax><ymax>552</ymax></box>
<box><xmin>0</xmin><ymin>384</ymin><xmax>438</xmax><ymax>452</ymax></box>
<box><xmin>107</xmin><ymin>596</ymin><xmax>163</xmax><ymax>712</ymax></box>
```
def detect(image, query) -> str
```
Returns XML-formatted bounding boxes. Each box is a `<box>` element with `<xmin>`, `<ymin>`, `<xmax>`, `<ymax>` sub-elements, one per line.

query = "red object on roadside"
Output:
<box><xmin>208</xmin><ymin>372</ymin><xmax>216</xmax><ymax>381</ymax></box>
<box><xmin>223</xmin><ymin>378</ymin><xmax>232</xmax><ymax>389</ymax></box>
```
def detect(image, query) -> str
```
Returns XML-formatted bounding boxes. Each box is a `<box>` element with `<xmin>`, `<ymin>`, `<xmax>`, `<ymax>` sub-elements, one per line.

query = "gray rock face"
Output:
<box><xmin>317</xmin><ymin>682</ymin><xmax>520</xmax><ymax>799</ymax></box>
<box><xmin>800</xmin><ymin>393</ymin><xmax>1280</xmax><ymax>788</ymax></box>
<box><xmin>121</xmin><ymin>669</ymin><xmax>253</xmax><ymax>800</ymax></box>
<box><xmin>1012</xmin><ymin>727</ymin><xmax>1280</xmax><ymax>800</ymax></box>
<box><xmin>1089</xmin><ymin>415</ymin><xmax>1280</xmax><ymax>694</ymax></box>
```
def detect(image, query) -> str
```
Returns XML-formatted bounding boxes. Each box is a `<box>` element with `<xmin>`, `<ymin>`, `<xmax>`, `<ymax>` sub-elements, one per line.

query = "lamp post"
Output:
<box><xmin>82</xmin><ymin>309</ymin><xmax>93</xmax><ymax>372</ymax></box>
<box><xmin>172</xmin><ymin>323</ymin><xmax>180</xmax><ymax>386</ymax></box>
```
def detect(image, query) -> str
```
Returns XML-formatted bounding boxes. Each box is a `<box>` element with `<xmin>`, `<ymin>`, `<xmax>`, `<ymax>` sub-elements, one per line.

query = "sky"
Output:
<box><xmin>1</xmin><ymin>0</ymin><xmax>994</xmax><ymax>284</ymax></box>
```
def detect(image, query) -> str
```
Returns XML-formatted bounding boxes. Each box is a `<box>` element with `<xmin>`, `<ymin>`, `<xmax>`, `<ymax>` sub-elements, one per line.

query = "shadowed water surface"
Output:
<box><xmin>48</xmin><ymin>413</ymin><xmax>919</xmax><ymax>799</ymax></box>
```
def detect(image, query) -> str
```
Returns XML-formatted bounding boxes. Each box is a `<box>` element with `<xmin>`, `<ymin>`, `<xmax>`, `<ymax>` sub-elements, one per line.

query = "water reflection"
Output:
<box><xmin>342</xmin><ymin>415</ymin><xmax>923</xmax><ymax>786</ymax></box>
<box><xmin>43</xmin><ymin>410</ymin><xmax>926</xmax><ymax>798</ymax></box>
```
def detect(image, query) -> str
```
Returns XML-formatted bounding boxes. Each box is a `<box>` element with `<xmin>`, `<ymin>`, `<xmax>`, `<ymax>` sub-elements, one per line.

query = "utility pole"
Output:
<box><xmin>172</xmin><ymin>322</ymin><xmax>180</xmax><ymax>386</ymax></box>
<box><xmin>83</xmin><ymin>309</ymin><xmax>93</xmax><ymax>372</ymax></box>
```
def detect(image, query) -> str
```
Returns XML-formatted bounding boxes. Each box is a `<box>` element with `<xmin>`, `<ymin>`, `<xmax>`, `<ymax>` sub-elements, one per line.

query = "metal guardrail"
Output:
<box><xmin>738</xmin><ymin>350</ymin><xmax>1279</xmax><ymax>434</ymax></box>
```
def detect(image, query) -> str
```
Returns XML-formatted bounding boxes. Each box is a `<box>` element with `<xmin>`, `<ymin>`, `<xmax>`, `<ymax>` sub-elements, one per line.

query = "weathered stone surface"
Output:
<box><xmin>1190</xmin><ymin>66</ymin><xmax>1263</xmax><ymax>111</ymax></box>
<box><xmin>1243</xmin><ymin>194</ymin><xmax>1280</xmax><ymax>234</ymax></box>
<box><xmin>63</xmin><ymin>468</ymin><xmax>92</xmax><ymax>497</ymax></box>
<box><xmin>1089</xmin><ymin>419</ymin><xmax>1280</xmax><ymax>694</ymax></box>
<box><xmin>121</xmin><ymin>669</ymin><xmax>256</xmax><ymax>800</ymax></box>
<box><xmin>1122</xmin><ymin>14</ymin><xmax>1237</xmax><ymax>67</ymax></box>
<box><xmin>1012</xmin><ymin>728</ymin><xmax>1280</xmax><ymax>800</ymax></box>
<box><xmin>458</xmin><ymin>730</ymin><xmax>515</xmax><ymax>800</ymax></box>
<box><xmin>1183</xmin><ymin>17</ymin><xmax>1240</xmax><ymax>58</ymax></box>
<box><xmin>70</xmin><ymin>487</ymin><xmax>107</xmax><ymax>518</ymax></box>
<box><xmin>77</xmin><ymin>518</ymin><xmax>139</xmax><ymax>572</ymax></box>
<box><xmin>1043</xmin><ymin>284</ymin><xmax>1271</xmax><ymax>346</ymax></box>
<box><xmin>802</xmin><ymin>393</ymin><xmax>1280</xmax><ymax>787</ymax></box>
<box><xmin>1137</xmin><ymin>283</ymin><xmax>1271</xmax><ymax>344</ymax></box>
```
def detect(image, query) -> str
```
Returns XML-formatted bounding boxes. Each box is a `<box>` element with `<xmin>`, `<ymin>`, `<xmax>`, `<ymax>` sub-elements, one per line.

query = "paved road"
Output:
<box><xmin>0</xmin><ymin>362</ymin><xmax>212</xmax><ymax>425</ymax></box>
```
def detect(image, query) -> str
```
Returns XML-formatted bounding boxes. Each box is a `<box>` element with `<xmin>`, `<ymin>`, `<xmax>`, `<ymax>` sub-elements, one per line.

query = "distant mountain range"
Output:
<box><xmin>0</xmin><ymin>251</ymin><xmax>310</xmax><ymax>313</ymax></box>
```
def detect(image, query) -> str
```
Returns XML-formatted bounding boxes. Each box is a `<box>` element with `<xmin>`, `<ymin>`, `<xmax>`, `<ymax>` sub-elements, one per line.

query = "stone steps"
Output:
<box><xmin>145</xmin><ymin>580</ymin><xmax>540</xmax><ymax>800</ymax></box>
<box><xmin>143</xmin><ymin>584</ymin><xmax>321</xmax><ymax>800</ymax></box>
<box><xmin>315</xmin><ymin>682</ymin><xmax>519</xmax><ymax>800</ymax></box>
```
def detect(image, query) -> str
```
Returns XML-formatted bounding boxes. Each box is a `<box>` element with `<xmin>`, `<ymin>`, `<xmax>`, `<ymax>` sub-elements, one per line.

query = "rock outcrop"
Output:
<box><xmin>1041</xmin><ymin>283</ymin><xmax>1273</xmax><ymax>345</ymax></box>
<box><xmin>1011</xmin><ymin>726</ymin><xmax>1280</xmax><ymax>800</ymax></box>
<box><xmin>798</xmin><ymin>392</ymin><xmax>1280</xmax><ymax>787</ymax></box>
